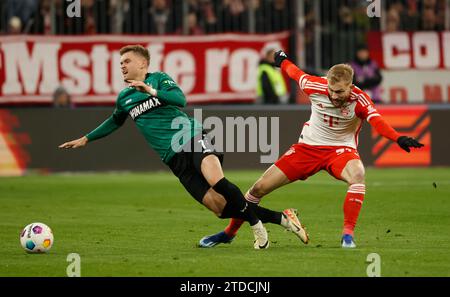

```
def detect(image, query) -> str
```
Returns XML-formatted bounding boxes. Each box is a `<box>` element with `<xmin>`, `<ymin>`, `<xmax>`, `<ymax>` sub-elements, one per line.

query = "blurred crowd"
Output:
<box><xmin>1</xmin><ymin>0</ymin><xmax>446</xmax><ymax>35</ymax></box>
<box><xmin>385</xmin><ymin>0</ymin><xmax>447</xmax><ymax>32</ymax></box>
<box><xmin>0</xmin><ymin>0</ymin><xmax>292</xmax><ymax>35</ymax></box>
<box><xmin>302</xmin><ymin>0</ymin><xmax>448</xmax><ymax>70</ymax></box>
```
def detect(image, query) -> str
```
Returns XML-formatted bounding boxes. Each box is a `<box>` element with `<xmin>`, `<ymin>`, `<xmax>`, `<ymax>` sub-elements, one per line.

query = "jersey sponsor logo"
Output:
<box><xmin>162</xmin><ymin>80</ymin><xmax>176</xmax><ymax>86</ymax></box>
<box><xmin>129</xmin><ymin>97</ymin><xmax>162</xmax><ymax>120</ymax></box>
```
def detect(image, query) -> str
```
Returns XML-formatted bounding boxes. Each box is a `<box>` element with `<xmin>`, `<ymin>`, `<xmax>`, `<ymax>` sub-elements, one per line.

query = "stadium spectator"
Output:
<box><xmin>401</xmin><ymin>0</ymin><xmax>420</xmax><ymax>31</ymax></box>
<box><xmin>5</xmin><ymin>0</ymin><xmax>39</xmax><ymax>33</ymax></box>
<box><xmin>177</xmin><ymin>11</ymin><xmax>204</xmax><ymax>35</ymax></box>
<box><xmin>109</xmin><ymin>0</ymin><xmax>122</xmax><ymax>33</ymax></box>
<box><xmin>83</xmin><ymin>0</ymin><xmax>97</xmax><ymax>34</ymax></box>
<box><xmin>256</xmin><ymin>48</ymin><xmax>288</xmax><ymax>104</ymax></box>
<box><xmin>303</xmin><ymin>0</ymin><xmax>317</xmax><ymax>70</ymax></box>
<box><xmin>123</xmin><ymin>0</ymin><xmax>151</xmax><ymax>34</ymax></box>
<box><xmin>422</xmin><ymin>7</ymin><xmax>438</xmax><ymax>30</ymax></box>
<box><xmin>89</xmin><ymin>0</ymin><xmax>114</xmax><ymax>34</ymax></box>
<box><xmin>188</xmin><ymin>0</ymin><xmax>201</xmax><ymax>15</ymax></box>
<box><xmin>419</xmin><ymin>0</ymin><xmax>445</xmax><ymax>31</ymax></box>
<box><xmin>8</xmin><ymin>16</ymin><xmax>22</xmax><ymax>34</ymax></box>
<box><xmin>321</xmin><ymin>4</ymin><xmax>365</xmax><ymax>68</ymax></box>
<box><xmin>148</xmin><ymin>0</ymin><xmax>174</xmax><ymax>34</ymax></box>
<box><xmin>386</xmin><ymin>7</ymin><xmax>401</xmax><ymax>32</ymax></box>
<box><xmin>36</xmin><ymin>0</ymin><xmax>52</xmax><ymax>34</ymax></box>
<box><xmin>435</xmin><ymin>0</ymin><xmax>448</xmax><ymax>29</ymax></box>
<box><xmin>353</xmin><ymin>0</ymin><xmax>371</xmax><ymax>33</ymax></box>
<box><xmin>247</xmin><ymin>0</ymin><xmax>270</xmax><ymax>33</ymax></box>
<box><xmin>222</xmin><ymin>0</ymin><xmax>248</xmax><ymax>32</ymax></box>
<box><xmin>350</xmin><ymin>45</ymin><xmax>383</xmax><ymax>104</ymax></box>
<box><xmin>52</xmin><ymin>86</ymin><xmax>74</xmax><ymax>109</ymax></box>
<box><xmin>271</xmin><ymin>0</ymin><xmax>289</xmax><ymax>32</ymax></box>
<box><xmin>199</xmin><ymin>0</ymin><xmax>220</xmax><ymax>34</ymax></box>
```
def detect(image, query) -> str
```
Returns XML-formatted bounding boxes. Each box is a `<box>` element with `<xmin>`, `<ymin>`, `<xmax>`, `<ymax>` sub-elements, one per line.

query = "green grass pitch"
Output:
<box><xmin>1</xmin><ymin>168</ymin><xmax>449</xmax><ymax>277</ymax></box>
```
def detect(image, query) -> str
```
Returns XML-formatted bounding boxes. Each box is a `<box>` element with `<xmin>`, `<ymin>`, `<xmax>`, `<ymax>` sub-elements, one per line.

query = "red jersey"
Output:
<box><xmin>298</xmin><ymin>74</ymin><xmax>380</xmax><ymax>149</ymax></box>
<box><xmin>280</xmin><ymin>60</ymin><xmax>400</xmax><ymax>148</ymax></box>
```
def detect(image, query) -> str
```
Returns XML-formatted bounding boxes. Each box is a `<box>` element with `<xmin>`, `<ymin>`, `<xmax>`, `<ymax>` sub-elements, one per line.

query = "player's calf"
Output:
<box><xmin>213</xmin><ymin>177</ymin><xmax>260</xmax><ymax>226</ymax></box>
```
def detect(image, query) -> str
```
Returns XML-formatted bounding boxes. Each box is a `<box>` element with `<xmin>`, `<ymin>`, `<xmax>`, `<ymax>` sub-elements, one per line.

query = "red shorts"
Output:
<box><xmin>275</xmin><ymin>143</ymin><xmax>361</xmax><ymax>181</ymax></box>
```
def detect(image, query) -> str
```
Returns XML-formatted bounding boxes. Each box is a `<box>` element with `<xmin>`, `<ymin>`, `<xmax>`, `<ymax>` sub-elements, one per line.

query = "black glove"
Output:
<box><xmin>274</xmin><ymin>50</ymin><xmax>288</xmax><ymax>67</ymax></box>
<box><xmin>397</xmin><ymin>136</ymin><xmax>424</xmax><ymax>153</ymax></box>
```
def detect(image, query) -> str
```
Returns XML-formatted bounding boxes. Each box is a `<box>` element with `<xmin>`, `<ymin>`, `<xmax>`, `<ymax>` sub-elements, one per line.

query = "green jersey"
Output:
<box><xmin>85</xmin><ymin>72</ymin><xmax>202</xmax><ymax>164</ymax></box>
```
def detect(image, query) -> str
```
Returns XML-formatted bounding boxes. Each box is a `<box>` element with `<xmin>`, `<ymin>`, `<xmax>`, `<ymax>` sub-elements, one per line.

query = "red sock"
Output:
<box><xmin>224</xmin><ymin>218</ymin><xmax>245</xmax><ymax>237</ymax></box>
<box><xmin>343</xmin><ymin>184</ymin><xmax>365</xmax><ymax>236</ymax></box>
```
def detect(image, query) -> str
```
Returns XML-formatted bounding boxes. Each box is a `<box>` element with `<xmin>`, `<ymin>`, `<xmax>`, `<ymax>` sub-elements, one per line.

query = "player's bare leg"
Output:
<box><xmin>339</xmin><ymin>159</ymin><xmax>366</xmax><ymax>248</ymax></box>
<box><xmin>200</xmin><ymin>155</ymin><xmax>269</xmax><ymax>249</ymax></box>
<box><xmin>245</xmin><ymin>165</ymin><xmax>309</xmax><ymax>244</ymax></box>
<box><xmin>200</xmin><ymin>164</ymin><xmax>309</xmax><ymax>247</ymax></box>
<box><xmin>201</xmin><ymin>188</ymin><xmax>226</xmax><ymax>216</ymax></box>
<box><xmin>247</xmin><ymin>164</ymin><xmax>292</xmax><ymax>202</ymax></box>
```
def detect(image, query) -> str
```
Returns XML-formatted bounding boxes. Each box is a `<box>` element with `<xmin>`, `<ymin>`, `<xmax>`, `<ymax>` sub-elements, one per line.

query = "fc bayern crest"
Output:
<box><xmin>341</xmin><ymin>106</ymin><xmax>350</xmax><ymax>116</ymax></box>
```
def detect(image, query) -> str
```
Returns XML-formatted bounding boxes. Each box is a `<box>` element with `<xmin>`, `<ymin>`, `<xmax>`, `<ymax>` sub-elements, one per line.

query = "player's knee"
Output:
<box><xmin>348</xmin><ymin>170</ymin><xmax>365</xmax><ymax>184</ymax></box>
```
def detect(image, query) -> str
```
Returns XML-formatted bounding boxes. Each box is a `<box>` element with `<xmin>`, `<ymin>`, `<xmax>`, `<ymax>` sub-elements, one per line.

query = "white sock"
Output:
<box><xmin>251</xmin><ymin>220</ymin><xmax>263</xmax><ymax>230</ymax></box>
<box><xmin>280</xmin><ymin>213</ymin><xmax>290</xmax><ymax>228</ymax></box>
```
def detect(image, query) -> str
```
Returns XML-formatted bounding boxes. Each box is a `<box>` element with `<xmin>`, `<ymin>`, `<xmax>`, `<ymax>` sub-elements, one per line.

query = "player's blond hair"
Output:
<box><xmin>327</xmin><ymin>64</ymin><xmax>354</xmax><ymax>85</ymax></box>
<box><xmin>119</xmin><ymin>45</ymin><xmax>150</xmax><ymax>65</ymax></box>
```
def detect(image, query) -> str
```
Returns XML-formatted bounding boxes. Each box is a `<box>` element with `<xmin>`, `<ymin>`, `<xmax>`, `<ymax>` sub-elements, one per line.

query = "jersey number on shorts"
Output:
<box><xmin>198</xmin><ymin>139</ymin><xmax>212</xmax><ymax>153</ymax></box>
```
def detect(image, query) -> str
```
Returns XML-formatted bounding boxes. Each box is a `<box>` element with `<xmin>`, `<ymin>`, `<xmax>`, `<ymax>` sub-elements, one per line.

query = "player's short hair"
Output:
<box><xmin>119</xmin><ymin>45</ymin><xmax>150</xmax><ymax>64</ymax></box>
<box><xmin>327</xmin><ymin>64</ymin><xmax>354</xmax><ymax>85</ymax></box>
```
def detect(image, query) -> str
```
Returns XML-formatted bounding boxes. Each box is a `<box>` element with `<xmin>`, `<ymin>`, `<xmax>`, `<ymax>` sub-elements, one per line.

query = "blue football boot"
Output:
<box><xmin>199</xmin><ymin>231</ymin><xmax>235</xmax><ymax>248</ymax></box>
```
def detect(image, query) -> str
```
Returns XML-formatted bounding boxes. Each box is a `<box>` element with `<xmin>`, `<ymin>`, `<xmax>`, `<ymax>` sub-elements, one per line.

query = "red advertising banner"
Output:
<box><xmin>367</xmin><ymin>31</ymin><xmax>450</xmax><ymax>70</ymax></box>
<box><xmin>0</xmin><ymin>33</ymin><xmax>290</xmax><ymax>105</ymax></box>
<box><xmin>367</xmin><ymin>32</ymin><xmax>450</xmax><ymax>104</ymax></box>
<box><xmin>372</xmin><ymin>105</ymin><xmax>430</xmax><ymax>167</ymax></box>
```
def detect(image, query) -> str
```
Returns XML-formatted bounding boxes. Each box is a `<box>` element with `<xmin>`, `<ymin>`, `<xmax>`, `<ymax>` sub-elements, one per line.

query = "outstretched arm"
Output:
<box><xmin>274</xmin><ymin>50</ymin><xmax>306</xmax><ymax>82</ymax></box>
<box><xmin>59</xmin><ymin>136</ymin><xmax>88</xmax><ymax>149</ymax></box>
<box><xmin>59</xmin><ymin>106</ymin><xmax>127</xmax><ymax>149</ymax></box>
<box><xmin>368</xmin><ymin>116</ymin><xmax>424</xmax><ymax>153</ymax></box>
<box><xmin>274</xmin><ymin>50</ymin><xmax>316</xmax><ymax>93</ymax></box>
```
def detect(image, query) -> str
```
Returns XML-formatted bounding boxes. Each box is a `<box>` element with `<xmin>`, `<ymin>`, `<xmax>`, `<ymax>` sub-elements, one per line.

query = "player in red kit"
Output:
<box><xmin>199</xmin><ymin>50</ymin><xmax>424</xmax><ymax>249</ymax></box>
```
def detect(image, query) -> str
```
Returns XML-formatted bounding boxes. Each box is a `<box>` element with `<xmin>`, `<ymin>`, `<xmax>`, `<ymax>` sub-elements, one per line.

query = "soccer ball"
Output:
<box><xmin>20</xmin><ymin>222</ymin><xmax>54</xmax><ymax>253</ymax></box>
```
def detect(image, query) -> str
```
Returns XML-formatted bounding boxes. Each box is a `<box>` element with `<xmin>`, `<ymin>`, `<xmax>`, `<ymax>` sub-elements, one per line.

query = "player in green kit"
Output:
<box><xmin>59</xmin><ymin>45</ymin><xmax>304</xmax><ymax>249</ymax></box>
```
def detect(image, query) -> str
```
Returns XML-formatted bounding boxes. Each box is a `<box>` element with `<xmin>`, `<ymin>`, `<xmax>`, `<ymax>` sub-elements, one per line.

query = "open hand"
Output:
<box><xmin>59</xmin><ymin>136</ymin><xmax>88</xmax><ymax>149</ymax></box>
